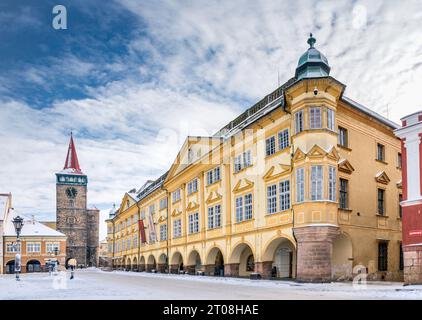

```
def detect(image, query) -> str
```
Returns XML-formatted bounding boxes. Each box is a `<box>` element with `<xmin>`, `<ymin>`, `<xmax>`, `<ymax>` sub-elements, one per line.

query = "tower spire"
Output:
<box><xmin>307</xmin><ymin>33</ymin><xmax>316</xmax><ymax>48</ymax></box>
<box><xmin>63</xmin><ymin>132</ymin><xmax>82</xmax><ymax>174</ymax></box>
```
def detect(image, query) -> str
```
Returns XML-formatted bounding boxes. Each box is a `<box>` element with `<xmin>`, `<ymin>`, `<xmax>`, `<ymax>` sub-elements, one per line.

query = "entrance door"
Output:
<box><xmin>275</xmin><ymin>248</ymin><xmax>291</xmax><ymax>278</ymax></box>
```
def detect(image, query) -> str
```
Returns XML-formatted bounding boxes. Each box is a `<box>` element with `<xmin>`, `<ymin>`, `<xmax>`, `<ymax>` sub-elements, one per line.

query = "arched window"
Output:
<box><xmin>246</xmin><ymin>254</ymin><xmax>254</xmax><ymax>272</ymax></box>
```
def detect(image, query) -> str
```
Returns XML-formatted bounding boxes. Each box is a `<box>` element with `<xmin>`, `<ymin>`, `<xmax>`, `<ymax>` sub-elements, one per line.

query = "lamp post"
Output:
<box><xmin>12</xmin><ymin>216</ymin><xmax>24</xmax><ymax>281</ymax></box>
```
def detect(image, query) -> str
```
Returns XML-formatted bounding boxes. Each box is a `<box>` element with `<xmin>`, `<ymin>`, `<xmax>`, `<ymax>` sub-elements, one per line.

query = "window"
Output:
<box><xmin>338</xmin><ymin>127</ymin><xmax>348</xmax><ymax>147</ymax></box>
<box><xmin>46</xmin><ymin>243</ymin><xmax>60</xmax><ymax>253</ymax></box>
<box><xmin>310</xmin><ymin>165</ymin><xmax>323</xmax><ymax>200</ymax></box>
<box><xmin>234</xmin><ymin>150</ymin><xmax>252</xmax><ymax>173</ymax></box>
<box><xmin>397</xmin><ymin>153</ymin><xmax>402</xmax><ymax>169</ymax></box>
<box><xmin>279</xmin><ymin>180</ymin><xmax>290</xmax><ymax>211</ymax></box>
<box><xmin>187</xmin><ymin>179</ymin><xmax>198</xmax><ymax>195</ymax></box>
<box><xmin>244</xmin><ymin>194</ymin><xmax>253</xmax><ymax>220</ymax></box>
<box><xmin>296</xmin><ymin>168</ymin><xmax>305</xmax><ymax>203</ymax></box>
<box><xmin>265</xmin><ymin>136</ymin><xmax>276</xmax><ymax>156</ymax></box>
<box><xmin>278</xmin><ymin>129</ymin><xmax>289</xmax><ymax>150</ymax></box>
<box><xmin>6</xmin><ymin>243</ymin><xmax>20</xmax><ymax>253</ymax></box>
<box><xmin>399</xmin><ymin>194</ymin><xmax>403</xmax><ymax>219</ymax></box>
<box><xmin>267</xmin><ymin>184</ymin><xmax>277</xmax><ymax>214</ymax></box>
<box><xmin>328</xmin><ymin>166</ymin><xmax>336</xmax><ymax>201</ymax></box>
<box><xmin>377</xmin><ymin>143</ymin><xmax>385</xmax><ymax>162</ymax></box>
<box><xmin>235</xmin><ymin>196</ymin><xmax>243</xmax><ymax>222</ymax></box>
<box><xmin>149</xmin><ymin>204</ymin><xmax>155</xmax><ymax>215</ymax></box>
<box><xmin>140</xmin><ymin>210</ymin><xmax>145</xmax><ymax>220</ymax></box>
<box><xmin>339</xmin><ymin>179</ymin><xmax>348</xmax><ymax>209</ymax></box>
<box><xmin>173</xmin><ymin>219</ymin><xmax>182</xmax><ymax>238</ymax></box>
<box><xmin>327</xmin><ymin>108</ymin><xmax>335</xmax><ymax>131</ymax></box>
<box><xmin>208</xmin><ymin>204</ymin><xmax>221</xmax><ymax>229</ymax></box>
<box><xmin>172</xmin><ymin>189</ymin><xmax>181</xmax><ymax>203</ymax></box>
<box><xmin>27</xmin><ymin>243</ymin><xmax>41</xmax><ymax>253</ymax></box>
<box><xmin>310</xmin><ymin>107</ymin><xmax>322</xmax><ymax>129</ymax></box>
<box><xmin>160</xmin><ymin>224</ymin><xmax>167</xmax><ymax>241</ymax></box>
<box><xmin>159</xmin><ymin>198</ymin><xmax>168</xmax><ymax>210</ymax></box>
<box><xmin>378</xmin><ymin>242</ymin><xmax>388</xmax><ymax>271</ymax></box>
<box><xmin>295</xmin><ymin>110</ymin><xmax>304</xmax><ymax>134</ymax></box>
<box><xmin>378</xmin><ymin>189</ymin><xmax>385</xmax><ymax>215</ymax></box>
<box><xmin>133</xmin><ymin>235</ymin><xmax>138</xmax><ymax>248</ymax></box>
<box><xmin>246</xmin><ymin>255</ymin><xmax>255</xmax><ymax>272</ymax></box>
<box><xmin>206</xmin><ymin>167</ymin><xmax>221</xmax><ymax>185</ymax></box>
<box><xmin>127</xmin><ymin>238</ymin><xmax>131</xmax><ymax>250</ymax></box>
<box><xmin>189</xmin><ymin>212</ymin><xmax>199</xmax><ymax>234</ymax></box>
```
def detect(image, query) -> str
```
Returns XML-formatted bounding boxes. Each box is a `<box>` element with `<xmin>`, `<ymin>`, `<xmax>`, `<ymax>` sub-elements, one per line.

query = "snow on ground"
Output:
<box><xmin>0</xmin><ymin>268</ymin><xmax>421</xmax><ymax>300</ymax></box>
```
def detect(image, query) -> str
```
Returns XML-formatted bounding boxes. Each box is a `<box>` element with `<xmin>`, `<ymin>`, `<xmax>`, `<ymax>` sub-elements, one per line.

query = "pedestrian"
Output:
<box><xmin>68</xmin><ymin>258</ymin><xmax>77</xmax><ymax>280</ymax></box>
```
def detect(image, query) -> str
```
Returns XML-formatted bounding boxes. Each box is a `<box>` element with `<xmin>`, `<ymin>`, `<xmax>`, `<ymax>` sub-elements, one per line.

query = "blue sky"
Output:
<box><xmin>1</xmin><ymin>0</ymin><xmax>422</xmax><ymax>239</ymax></box>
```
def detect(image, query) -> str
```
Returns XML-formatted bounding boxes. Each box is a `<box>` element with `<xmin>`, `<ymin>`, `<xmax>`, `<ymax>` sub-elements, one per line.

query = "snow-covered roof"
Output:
<box><xmin>4</xmin><ymin>210</ymin><xmax>66</xmax><ymax>237</ymax></box>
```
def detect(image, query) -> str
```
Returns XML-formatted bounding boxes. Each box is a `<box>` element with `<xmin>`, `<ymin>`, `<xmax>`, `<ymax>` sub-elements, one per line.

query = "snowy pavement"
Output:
<box><xmin>0</xmin><ymin>268</ymin><xmax>421</xmax><ymax>300</ymax></box>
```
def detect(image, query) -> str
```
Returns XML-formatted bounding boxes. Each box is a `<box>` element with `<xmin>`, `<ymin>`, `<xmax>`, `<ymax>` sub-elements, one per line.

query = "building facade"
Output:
<box><xmin>1</xmin><ymin>203</ymin><xmax>66</xmax><ymax>274</ymax></box>
<box><xmin>56</xmin><ymin>133</ymin><xmax>99</xmax><ymax>267</ymax></box>
<box><xmin>395</xmin><ymin>111</ymin><xmax>422</xmax><ymax>284</ymax></box>
<box><xmin>108</xmin><ymin>35</ymin><xmax>403</xmax><ymax>282</ymax></box>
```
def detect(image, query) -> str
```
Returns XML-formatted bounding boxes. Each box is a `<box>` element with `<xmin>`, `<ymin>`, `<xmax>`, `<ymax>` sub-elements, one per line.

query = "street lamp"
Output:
<box><xmin>12</xmin><ymin>216</ymin><xmax>24</xmax><ymax>281</ymax></box>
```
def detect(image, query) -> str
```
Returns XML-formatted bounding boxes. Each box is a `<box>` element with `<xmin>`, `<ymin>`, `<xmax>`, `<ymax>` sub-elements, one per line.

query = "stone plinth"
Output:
<box><xmin>255</xmin><ymin>261</ymin><xmax>273</xmax><ymax>279</ymax></box>
<box><xmin>403</xmin><ymin>245</ymin><xmax>422</xmax><ymax>284</ymax></box>
<box><xmin>224</xmin><ymin>263</ymin><xmax>239</xmax><ymax>277</ymax></box>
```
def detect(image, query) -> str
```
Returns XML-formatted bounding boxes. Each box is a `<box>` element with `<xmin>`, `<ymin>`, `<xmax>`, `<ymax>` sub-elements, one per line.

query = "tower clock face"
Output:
<box><xmin>66</xmin><ymin>187</ymin><xmax>78</xmax><ymax>199</ymax></box>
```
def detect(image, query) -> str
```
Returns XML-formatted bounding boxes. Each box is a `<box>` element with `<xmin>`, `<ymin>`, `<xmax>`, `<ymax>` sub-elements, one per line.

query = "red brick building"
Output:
<box><xmin>395</xmin><ymin>111</ymin><xmax>422</xmax><ymax>284</ymax></box>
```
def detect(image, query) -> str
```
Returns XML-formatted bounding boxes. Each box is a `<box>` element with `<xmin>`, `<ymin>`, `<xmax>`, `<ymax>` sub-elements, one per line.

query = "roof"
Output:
<box><xmin>136</xmin><ymin>171</ymin><xmax>168</xmax><ymax>201</ymax></box>
<box><xmin>4</xmin><ymin>210</ymin><xmax>66</xmax><ymax>237</ymax></box>
<box><xmin>60</xmin><ymin>133</ymin><xmax>83</xmax><ymax>175</ymax></box>
<box><xmin>341</xmin><ymin>96</ymin><xmax>400</xmax><ymax>130</ymax></box>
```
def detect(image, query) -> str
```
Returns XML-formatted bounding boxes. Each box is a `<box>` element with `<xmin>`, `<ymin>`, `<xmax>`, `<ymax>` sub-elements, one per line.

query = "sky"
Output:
<box><xmin>0</xmin><ymin>0</ymin><xmax>421</xmax><ymax>240</ymax></box>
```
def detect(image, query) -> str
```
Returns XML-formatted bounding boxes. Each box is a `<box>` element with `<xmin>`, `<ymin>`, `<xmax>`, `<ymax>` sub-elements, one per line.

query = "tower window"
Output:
<box><xmin>295</xmin><ymin>110</ymin><xmax>304</xmax><ymax>134</ymax></box>
<box><xmin>309</xmin><ymin>107</ymin><xmax>322</xmax><ymax>129</ymax></box>
<box><xmin>397</xmin><ymin>153</ymin><xmax>402</xmax><ymax>169</ymax></box>
<box><xmin>339</xmin><ymin>179</ymin><xmax>348</xmax><ymax>209</ymax></box>
<box><xmin>310</xmin><ymin>165</ymin><xmax>323</xmax><ymax>200</ymax></box>
<box><xmin>399</xmin><ymin>194</ymin><xmax>403</xmax><ymax>218</ymax></box>
<box><xmin>328</xmin><ymin>166</ymin><xmax>336</xmax><ymax>201</ymax></box>
<box><xmin>265</xmin><ymin>136</ymin><xmax>276</xmax><ymax>156</ymax></box>
<box><xmin>327</xmin><ymin>108</ymin><xmax>335</xmax><ymax>131</ymax></box>
<box><xmin>296</xmin><ymin>168</ymin><xmax>305</xmax><ymax>203</ymax></box>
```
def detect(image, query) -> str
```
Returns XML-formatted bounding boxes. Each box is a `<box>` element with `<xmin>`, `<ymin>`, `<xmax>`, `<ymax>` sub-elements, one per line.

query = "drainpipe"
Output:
<box><xmin>136</xmin><ymin>201</ymin><xmax>141</xmax><ymax>272</ymax></box>
<box><xmin>290</xmin><ymin>131</ymin><xmax>299</xmax><ymax>281</ymax></box>
<box><xmin>163</xmin><ymin>187</ymin><xmax>170</xmax><ymax>274</ymax></box>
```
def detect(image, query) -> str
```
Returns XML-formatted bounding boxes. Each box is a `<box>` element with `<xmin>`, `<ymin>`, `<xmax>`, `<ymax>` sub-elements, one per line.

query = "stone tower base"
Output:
<box><xmin>293</xmin><ymin>225</ymin><xmax>340</xmax><ymax>283</ymax></box>
<box><xmin>403</xmin><ymin>245</ymin><xmax>422</xmax><ymax>284</ymax></box>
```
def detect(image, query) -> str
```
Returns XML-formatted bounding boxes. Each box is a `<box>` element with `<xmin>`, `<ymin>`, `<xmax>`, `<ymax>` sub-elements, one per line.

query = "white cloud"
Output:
<box><xmin>1</xmin><ymin>0</ymin><xmax>422</xmax><ymax>237</ymax></box>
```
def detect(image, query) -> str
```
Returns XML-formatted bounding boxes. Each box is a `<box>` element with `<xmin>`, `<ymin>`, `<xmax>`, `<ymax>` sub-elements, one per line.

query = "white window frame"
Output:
<box><xmin>296</xmin><ymin>167</ymin><xmax>305</xmax><ymax>203</ymax></box>
<box><xmin>310</xmin><ymin>165</ymin><xmax>323</xmax><ymax>200</ymax></box>
<box><xmin>328</xmin><ymin>166</ymin><xmax>336</xmax><ymax>201</ymax></box>
<box><xmin>235</xmin><ymin>196</ymin><xmax>243</xmax><ymax>222</ymax></box>
<box><xmin>267</xmin><ymin>184</ymin><xmax>277</xmax><ymax>214</ymax></box>
<box><xmin>208</xmin><ymin>204</ymin><xmax>221</xmax><ymax>229</ymax></box>
<box><xmin>189</xmin><ymin>212</ymin><xmax>199</xmax><ymax>234</ymax></box>
<box><xmin>187</xmin><ymin>179</ymin><xmax>198</xmax><ymax>195</ymax></box>
<box><xmin>244</xmin><ymin>193</ymin><xmax>253</xmax><ymax>220</ymax></box>
<box><xmin>27</xmin><ymin>243</ymin><xmax>41</xmax><ymax>253</ymax></box>
<box><xmin>278</xmin><ymin>129</ymin><xmax>289</xmax><ymax>150</ymax></box>
<box><xmin>159</xmin><ymin>197</ymin><xmax>168</xmax><ymax>210</ymax></box>
<box><xmin>206</xmin><ymin>167</ymin><xmax>221</xmax><ymax>185</ymax></box>
<box><xmin>310</xmin><ymin>107</ymin><xmax>322</xmax><ymax>129</ymax></box>
<box><xmin>172</xmin><ymin>189</ymin><xmax>181</xmax><ymax>203</ymax></box>
<box><xmin>266</xmin><ymin>136</ymin><xmax>276</xmax><ymax>156</ymax></box>
<box><xmin>327</xmin><ymin>108</ymin><xmax>335</xmax><ymax>131</ymax></box>
<box><xmin>46</xmin><ymin>243</ymin><xmax>60</xmax><ymax>253</ymax></box>
<box><xmin>279</xmin><ymin>180</ymin><xmax>291</xmax><ymax>211</ymax></box>
<box><xmin>173</xmin><ymin>219</ymin><xmax>182</xmax><ymax>238</ymax></box>
<box><xmin>160</xmin><ymin>224</ymin><xmax>167</xmax><ymax>241</ymax></box>
<box><xmin>295</xmin><ymin>110</ymin><xmax>304</xmax><ymax>134</ymax></box>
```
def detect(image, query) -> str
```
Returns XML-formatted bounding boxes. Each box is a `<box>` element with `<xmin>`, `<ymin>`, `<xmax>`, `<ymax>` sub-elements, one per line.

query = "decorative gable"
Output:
<box><xmin>338</xmin><ymin>159</ymin><xmax>355</xmax><ymax>174</ymax></box>
<box><xmin>233</xmin><ymin>179</ymin><xmax>255</xmax><ymax>193</ymax></box>
<box><xmin>206</xmin><ymin>191</ymin><xmax>222</xmax><ymax>204</ymax></box>
<box><xmin>186</xmin><ymin>201</ymin><xmax>200</xmax><ymax>211</ymax></box>
<box><xmin>263</xmin><ymin>164</ymin><xmax>291</xmax><ymax>182</ymax></box>
<box><xmin>293</xmin><ymin>148</ymin><xmax>306</xmax><ymax>162</ymax></box>
<box><xmin>326</xmin><ymin>147</ymin><xmax>340</xmax><ymax>161</ymax></box>
<box><xmin>158</xmin><ymin>215</ymin><xmax>166</xmax><ymax>223</ymax></box>
<box><xmin>375</xmin><ymin>171</ymin><xmax>390</xmax><ymax>185</ymax></box>
<box><xmin>307</xmin><ymin>145</ymin><xmax>326</xmax><ymax>159</ymax></box>
<box><xmin>171</xmin><ymin>208</ymin><xmax>182</xmax><ymax>217</ymax></box>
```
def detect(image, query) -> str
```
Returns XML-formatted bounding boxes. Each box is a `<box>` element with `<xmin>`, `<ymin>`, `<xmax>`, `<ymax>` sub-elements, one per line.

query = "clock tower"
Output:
<box><xmin>56</xmin><ymin>133</ymin><xmax>99</xmax><ymax>267</ymax></box>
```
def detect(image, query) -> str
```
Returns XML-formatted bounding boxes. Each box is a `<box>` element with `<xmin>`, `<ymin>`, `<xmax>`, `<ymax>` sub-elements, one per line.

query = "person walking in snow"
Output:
<box><xmin>68</xmin><ymin>258</ymin><xmax>77</xmax><ymax>280</ymax></box>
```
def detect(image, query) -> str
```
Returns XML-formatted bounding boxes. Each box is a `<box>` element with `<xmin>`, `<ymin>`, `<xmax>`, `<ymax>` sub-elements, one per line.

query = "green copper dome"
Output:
<box><xmin>295</xmin><ymin>34</ymin><xmax>331</xmax><ymax>80</ymax></box>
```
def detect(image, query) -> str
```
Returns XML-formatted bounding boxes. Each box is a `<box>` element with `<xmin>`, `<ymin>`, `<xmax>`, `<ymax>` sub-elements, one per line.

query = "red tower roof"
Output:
<box><xmin>62</xmin><ymin>133</ymin><xmax>83</xmax><ymax>174</ymax></box>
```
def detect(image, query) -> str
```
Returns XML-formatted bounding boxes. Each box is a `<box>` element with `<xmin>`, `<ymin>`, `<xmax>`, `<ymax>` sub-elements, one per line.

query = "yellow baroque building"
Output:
<box><xmin>107</xmin><ymin>35</ymin><xmax>403</xmax><ymax>282</ymax></box>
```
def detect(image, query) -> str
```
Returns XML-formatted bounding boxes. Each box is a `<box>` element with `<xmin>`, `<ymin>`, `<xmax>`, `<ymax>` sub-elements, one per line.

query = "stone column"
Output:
<box><xmin>404</xmin><ymin>245</ymin><xmax>422</xmax><ymax>284</ymax></box>
<box><xmin>224</xmin><ymin>263</ymin><xmax>239</xmax><ymax>277</ymax></box>
<box><xmin>255</xmin><ymin>261</ymin><xmax>273</xmax><ymax>279</ymax></box>
<box><xmin>185</xmin><ymin>265</ymin><xmax>196</xmax><ymax>275</ymax></box>
<box><xmin>204</xmin><ymin>264</ymin><xmax>215</xmax><ymax>276</ymax></box>
<box><xmin>293</xmin><ymin>225</ymin><xmax>340</xmax><ymax>282</ymax></box>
